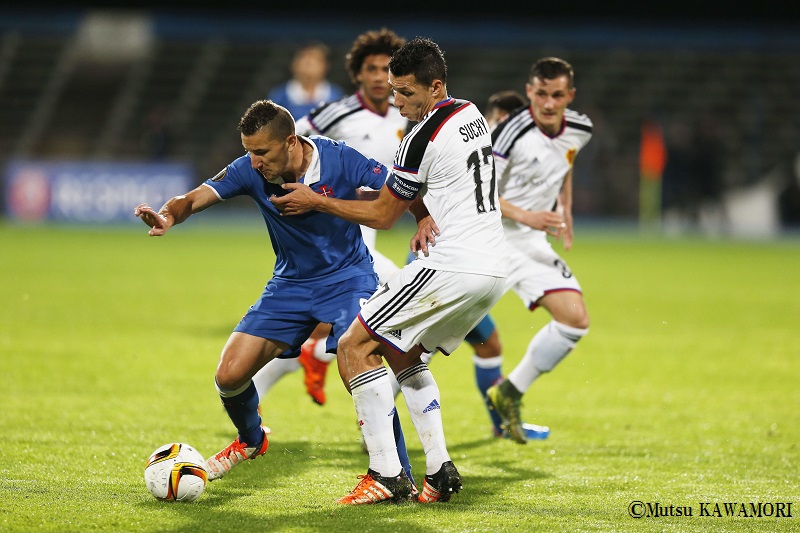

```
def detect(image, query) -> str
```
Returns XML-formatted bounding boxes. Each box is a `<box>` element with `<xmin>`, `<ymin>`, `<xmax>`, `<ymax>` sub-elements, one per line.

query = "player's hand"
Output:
<box><xmin>519</xmin><ymin>210</ymin><xmax>565</xmax><ymax>238</ymax></box>
<box><xmin>134</xmin><ymin>203</ymin><xmax>171</xmax><ymax>236</ymax></box>
<box><xmin>270</xmin><ymin>183</ymin><xmax>318</xmax><ymax>215</ymax></box>
<box><xmin>410</xmin><ymin>215</ymin><xmax>439</xmax><ymax>256</ymax></box>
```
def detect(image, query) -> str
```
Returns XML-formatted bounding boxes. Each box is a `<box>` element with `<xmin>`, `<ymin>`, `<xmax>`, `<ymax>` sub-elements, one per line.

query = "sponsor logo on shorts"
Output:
<box><xmin>387</xmin><ymin>329</ymin><xmax>402</xmax><ymax>340</ymax></box>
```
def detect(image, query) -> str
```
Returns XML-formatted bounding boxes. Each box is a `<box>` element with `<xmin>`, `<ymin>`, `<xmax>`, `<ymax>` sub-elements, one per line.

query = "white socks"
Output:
<box><xmin>311</xmin><ymin>337</ymin><xmax>337</xmax><ymax>363</ymax></box>
<box><xmin>350</xmin><ymin>367</ymin><xmax>402</xmax><ymax>477</ymax></box>
<box><xmin>508</xmin><ymin>320</ymin><xmax>588</xmax><ymax>394</ymax></box>
<box><xmin>396</xmin><ymin>362</ymin><xmax>450</xmax><ymax>475</ymax></box>
<box><xmin>252</xmin><ymin>357</ymin><xmax>300</xmax><ymax>400</ymax></box>
<box><xmin>473</xmin><ymin>354</ymin><xmax>503</xmax><ymax>370</ymax></box>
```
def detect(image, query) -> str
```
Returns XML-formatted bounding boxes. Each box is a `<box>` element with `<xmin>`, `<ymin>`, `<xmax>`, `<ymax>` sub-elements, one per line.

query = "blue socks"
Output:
<box><xmin>392</xmin><ymin>407</ymin><xmax>415</xmax><ymax>486</ymax></box>
<box><xmin>474</xmin><ymin>363</ymin><xmax>504</xmax><ymax>435</ymax></box>
<box><xmin>218</xmin><ymin>380</ymin><xmax>264</xmax><ymax>448</ymax></box>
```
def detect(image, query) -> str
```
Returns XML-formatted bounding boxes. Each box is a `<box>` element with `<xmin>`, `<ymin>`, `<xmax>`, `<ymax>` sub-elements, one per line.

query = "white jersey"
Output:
<box><xmin>295</xmin><ymin>92</ymin><xmax>409</xmax><ymax>168</ymax></box>
<box><xmin>295</xmin><ymin>92</ymin><xmax>410</xmax><ymax>280</ymax></box>
<box><xmin>492</xmin><ymin>107</ymin><xmax>592</xmax><ymax>236</ymax></box>
<box><xmin>389</xmin><ymin>97</ymin><xmax>509</xmax><ymax>277</ymax></box>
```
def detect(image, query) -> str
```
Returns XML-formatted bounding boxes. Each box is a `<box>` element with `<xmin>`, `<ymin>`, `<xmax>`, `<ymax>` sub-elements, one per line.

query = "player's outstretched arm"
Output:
<box><xmin>134</xmin><ymin>185</ymin><xmax>220</xmax><ymax>237</ymax></box>
<box><xmin>272</xmin><ymin>182</ymin><xmax>411</xmax><ymax>230</ymax></box>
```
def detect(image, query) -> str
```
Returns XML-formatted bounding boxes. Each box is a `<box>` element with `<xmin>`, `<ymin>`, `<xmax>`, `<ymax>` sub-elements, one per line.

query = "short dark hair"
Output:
<box><xmin>238</xmin><ymin>100</ymin><xmax>295</xmax><ymax>139</ymax></box>
<box><xmin>486</xmin><ymin>90</ymin><xmax>527</xmax><ymax>115</ymax></box>
<box><xmin>389</xmin><ymin>37</ymin><xmax>447</xmax><ymax>87</ymax></box>
<box><xmin>345</xmin><ymin>28</ymin><xmax>406</xmax><ymax>84</ymax></box>
<box><xmin>295</xmin><ymin>41</ymin><xmax>331</xmax><ymax>61</ymax></box>
<box><xmin>530</xmin><ymin>57</ymin><xmax>574</xmax><ymax>88</ymax></box>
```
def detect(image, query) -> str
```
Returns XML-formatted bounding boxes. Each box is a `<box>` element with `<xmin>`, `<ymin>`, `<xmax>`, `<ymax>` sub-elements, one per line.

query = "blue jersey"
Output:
<box><xmin>204</xmin><ymin>136</ymin><xmax>387</xmax><ymax>284</ymax></box>
<box><xmin>267</xmin><ymin>80</ymin><xmax>344</xmax><ymax>120</ymax></box>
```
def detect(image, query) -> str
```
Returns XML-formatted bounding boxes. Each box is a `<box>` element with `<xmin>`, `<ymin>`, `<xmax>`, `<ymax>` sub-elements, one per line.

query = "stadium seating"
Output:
<box><xmin>1</xmin><ymin>15</ymin><xmax>798</xmax><ymax>220</ymax></box>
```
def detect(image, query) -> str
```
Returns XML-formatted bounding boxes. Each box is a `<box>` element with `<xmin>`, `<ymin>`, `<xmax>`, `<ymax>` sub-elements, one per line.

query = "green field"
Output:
<box><xmin>1</xmin><ymin>220</ymin><xmax>798</xmax><ymax>532</ymax></box>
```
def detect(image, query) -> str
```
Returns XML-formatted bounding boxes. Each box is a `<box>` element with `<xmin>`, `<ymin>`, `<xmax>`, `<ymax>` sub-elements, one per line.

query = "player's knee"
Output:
<box><xmin>557</xmin><ymin>304</ymin><xmax>590</xmax><ymax>330</ymax></box>
<box><xmin>214</xmin><ymin>365</ymin><xmax>245</xmax><ymax>391</ymax></box>
<box><xmin>214</xmin><ymin>352</ymin><xmax>261</xmax><ymax>391</ymax></box>
<box><xmin>337</xmin><ymin>329</ymin><xmax>356</xmax><ymax>359</ymax></box>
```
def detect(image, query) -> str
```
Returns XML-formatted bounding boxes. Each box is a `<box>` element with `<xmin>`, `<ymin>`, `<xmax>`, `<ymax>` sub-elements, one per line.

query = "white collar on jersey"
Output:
<box><xmin>299</xmin><ymin>135</ymin><xmax>321</xmax><ymax>186</ymax></box>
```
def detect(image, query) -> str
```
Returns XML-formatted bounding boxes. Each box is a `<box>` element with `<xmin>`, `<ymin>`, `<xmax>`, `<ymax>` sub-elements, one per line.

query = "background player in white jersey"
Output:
<box><xmin>467</xmin><ymin>89</ymin><xmax>550</xmax><ymax>440</ymax></box>
<box><xmin>412</xmin><ymin>88</ymin><xmax>549</xmax><ymax>441</ymax></box>
<box><xmin>271</xmin><ymin>38</ymin><xmax>510</xmax><ymax>505</ymax></box>
<box><xmin>252</xmin><ymin>29</ymin><xmax>408</xmax><ymax>408</ymax></box>
<box><xmin>485</xmin><ymin>57</ymin><xmax>592</xmax><ymax>444</ymax></box>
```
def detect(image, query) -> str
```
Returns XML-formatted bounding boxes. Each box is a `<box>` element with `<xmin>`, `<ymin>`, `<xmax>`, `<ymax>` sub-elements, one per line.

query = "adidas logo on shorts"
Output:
<box><xmin>388</xmin><ymin>329</ymin><xmax>402</xmax><ymax>340</ymax></box>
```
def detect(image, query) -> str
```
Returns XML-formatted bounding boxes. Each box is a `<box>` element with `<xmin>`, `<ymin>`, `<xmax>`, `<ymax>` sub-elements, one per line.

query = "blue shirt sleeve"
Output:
<box><xmin>340</xmin><ymin>144</ymin><xmax>388</xmax><ymax>190</ymax></box>
<box><xmin>204</xmin><ymin>159</ymin><xmax>251</xmax><ymax>199</ymax></box>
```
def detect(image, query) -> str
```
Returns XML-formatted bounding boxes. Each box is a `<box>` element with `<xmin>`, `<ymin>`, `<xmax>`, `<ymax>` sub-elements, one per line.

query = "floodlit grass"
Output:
<box><xmin>1</xmin><ymin>219</ymin><xmax>798</xmax><ymax>532</ymax></box>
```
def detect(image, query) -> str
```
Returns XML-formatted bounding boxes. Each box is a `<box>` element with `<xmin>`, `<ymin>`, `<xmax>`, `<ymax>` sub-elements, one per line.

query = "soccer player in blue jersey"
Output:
<box><xmin>267</xmin><ymin>41</ymin><xmax>344</xmax><ymax>119</ymax></box>
<box><xmin>253</xmin><ymin>28</ymin><xmax>408</xmax><ymax>408</ymax></box>
<box><xmin>134</xmin><ymin>99</ymin><xmax>414</xmax><ymax>485</ymax></box>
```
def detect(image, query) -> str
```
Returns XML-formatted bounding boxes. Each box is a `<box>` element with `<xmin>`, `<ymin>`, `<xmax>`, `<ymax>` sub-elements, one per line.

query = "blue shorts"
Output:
<box><xmin>234</xmin><ymin>273</ymin><xmax>378</xmax><ymax>358</ymax></box>
<box><xmin>464</xmin><ymin>314</ymin><xmax>496</xmax><ymax>344</ymax></box>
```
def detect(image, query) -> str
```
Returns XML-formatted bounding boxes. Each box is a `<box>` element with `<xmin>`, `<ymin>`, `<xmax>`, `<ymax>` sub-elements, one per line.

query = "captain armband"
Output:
<box><xmin>386</xmin><ymin>173</ymin><xmax>422</xmax><ymax>201</ymax></box>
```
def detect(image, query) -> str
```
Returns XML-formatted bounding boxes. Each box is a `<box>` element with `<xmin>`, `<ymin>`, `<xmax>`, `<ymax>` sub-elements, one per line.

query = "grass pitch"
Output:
<box><xmin>0</xmin><ymin>219</ymin><xmax>798</xmax><ymax>532</ymax></box>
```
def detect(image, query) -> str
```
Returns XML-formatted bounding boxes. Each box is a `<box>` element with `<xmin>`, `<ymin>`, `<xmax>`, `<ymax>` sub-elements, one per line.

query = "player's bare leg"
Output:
<box><xmin>206</xmin><ymin>333</ymin><xmax>286</xmax><ymax>480</ymax></box>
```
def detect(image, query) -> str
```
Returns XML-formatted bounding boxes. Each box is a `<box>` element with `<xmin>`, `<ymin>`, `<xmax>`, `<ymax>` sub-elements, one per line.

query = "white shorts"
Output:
<box><xmin>359</xmin><ymin>261</ymin><xmax>506</xmax><ymax>355</ymax></box>
<box><xmin>506</xmin><ymin>231</ymin><xmax>582</xmax><ymax>310</ymax></box>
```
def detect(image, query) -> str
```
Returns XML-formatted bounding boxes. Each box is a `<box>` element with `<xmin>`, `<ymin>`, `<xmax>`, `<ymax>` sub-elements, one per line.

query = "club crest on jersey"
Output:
<box><xmin>317</xmin><ymin>185</ymin><xmax>334</xmax><ymax>197</ymax></box>
<box><xmin>372</xmin><ymin>164</ymin><xmax>384</xmax><ymax>175</ymax></box>
<box><xmin>566</xmin><ymin>148</ymin><xmax>577</xmax><ymax>165</ymax></box>
<box><xmin>211</xmin><ymin>168</ymin><xmax>227</xmax><ymax>181</ymax></box>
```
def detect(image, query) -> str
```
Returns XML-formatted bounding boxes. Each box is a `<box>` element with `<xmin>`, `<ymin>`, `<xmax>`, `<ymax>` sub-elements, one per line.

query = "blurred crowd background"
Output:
<box><xmin>2</xmin><ymin>5</ymin><xmax>799</xmax><ymax>237</ymax></box>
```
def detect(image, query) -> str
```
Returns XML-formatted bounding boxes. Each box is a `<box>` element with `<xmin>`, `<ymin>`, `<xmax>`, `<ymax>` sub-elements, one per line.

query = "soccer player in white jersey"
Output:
<box><xmin>485</xmin><ymin>57</ymin><xmax>592</xmax><ymax>444</ymax></box>
<box><xmin>271</xmin><ymin>38</ymin><xmax>510</xmax><ymax>504</ymax></box>
<box><xmin>415</xmin><ymin>89</ymin><xmax>551</xmax><ymax>442</ymax></box>
<box><xmin>252</xmin><ymin>29</ymin><xmax>409</xmax><ymax>408</ymax></box>
<box><xmin>469</xmin><ymin>90</ymin><xmax>551</xmax><ymax>441</ymax></box>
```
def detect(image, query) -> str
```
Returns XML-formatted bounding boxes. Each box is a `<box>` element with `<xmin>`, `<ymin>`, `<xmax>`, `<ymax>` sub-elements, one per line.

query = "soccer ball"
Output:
<box><xmin>144</xmin><ymin>443</ymin><xmax>208</xmax><ymax>502</ymax></box>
